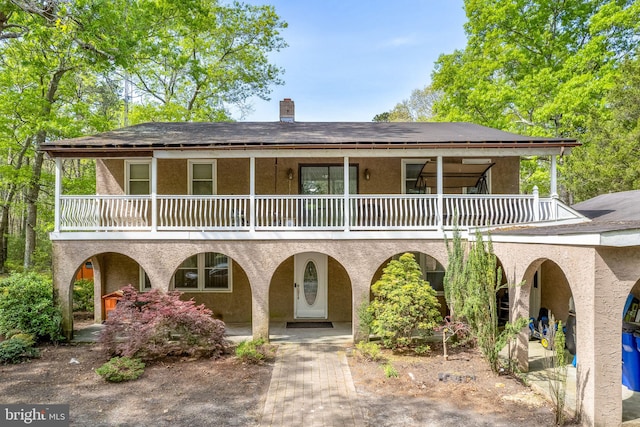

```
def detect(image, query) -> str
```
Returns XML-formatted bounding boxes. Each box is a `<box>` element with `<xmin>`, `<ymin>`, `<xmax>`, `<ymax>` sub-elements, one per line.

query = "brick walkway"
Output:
<box><xmin>260</xmin><ymin>343</ymin><xmax>364</xmax><ymax>427</ymax></box>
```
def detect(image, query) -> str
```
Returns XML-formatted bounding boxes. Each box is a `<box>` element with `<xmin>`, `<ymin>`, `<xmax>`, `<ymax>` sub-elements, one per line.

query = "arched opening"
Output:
<box><xmin>69</xmin><ymin>252</ymin><xmax>151</xmax><ymax>336</ymax></box>
<box><xmin>71</xmin><ymin>258</ymin><xmax>95</xmax><ymax>328</ymax></box>
<box><xmin>522</xmin><ymin>258</ymin><xmax>577</xmax><ymax>406</ymax></box>
<box><xmin>372</xmin><ymin>251</ymin><xmax>446</xmax><ymax>317</ymax></box>
<box><xmin>169</xmin><ymin>252</ymin><xmax>252</xmax><ymax>325</ymax></box>
<box><xmin>622</xmin><ymin>278</ymin><xmax>640</xmax><ymax>422</ymax></box>
<box><xmin>269</xmin><ymin>252</ymin><xmax>352</xmax><ymax>337</ymax></box>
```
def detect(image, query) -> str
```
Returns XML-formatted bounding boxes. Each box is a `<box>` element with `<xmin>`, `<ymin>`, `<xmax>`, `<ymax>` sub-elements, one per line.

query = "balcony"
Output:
<box><xmin>54</xmin><ymin>190</ymin><xmax>585</xmax><ymax>237</ymax></box>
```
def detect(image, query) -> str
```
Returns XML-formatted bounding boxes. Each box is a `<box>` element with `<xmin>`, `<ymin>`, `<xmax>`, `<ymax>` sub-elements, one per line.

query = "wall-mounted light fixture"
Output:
<box><xmin>364</xmin><ymin>168</ymin><xmax>371</xmax><ymax>181</ymax></box>
<box><xmin>287</xmin><ymin>168</ymin><xmax>294</xmax><ymax>180</ymax></box>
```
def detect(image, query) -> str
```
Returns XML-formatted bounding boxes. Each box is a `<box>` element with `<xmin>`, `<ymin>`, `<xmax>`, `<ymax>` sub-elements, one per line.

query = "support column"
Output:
<box><xmin>550</xmin><ymin>155</ymin><xmax>558</xmax><ymax>198</ymax></box>
<box><xmin>151</xmin><ymin>157</ymin><xmax>158</xmax><ymax>231</ymax></box>
<box><xmin>54</xmin><ymin>158</ymin><xmax>62</xmax><ymax>233</ymax></box>
<box><xmin>344</xmin><ymin>156</ymin><xmax>350</xmax><ymax>232</ymax></box>
<box><xmin>251</xmin><ymin>281</ymin><xmax>270</xmax><ymax>341</ymax></box>
<box><xmin>249</xmin><ymin>157</ymin><xmax>256</xmax><ymax>232</ymax></box>
<box><xmin>437</xmin><ymin>156</ymin><xmax>444</xmax><ymax>230</ymax></box>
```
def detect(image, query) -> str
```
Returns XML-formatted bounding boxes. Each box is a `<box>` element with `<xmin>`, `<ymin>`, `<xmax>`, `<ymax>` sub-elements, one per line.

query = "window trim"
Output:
<box><xmin>139</xmin><ymin>266</ymin><xmax>152</xmax><ymax>292</ymax></box>
<box><xmin>172</xmin><ymin>253</ymin><xmax>233</xmax><ymax>293</ymax></box>
<box><xmin>188</xmin><ymin>160</ymin><xmax>217</xmax><ymax>195</ymax></box>
<box><xmin>299</xmin><ymin>163</ymin><xmax>359</xmax><ymax>195</ymax></box>
<box><xmin>125</xmin><ymin>159</ymin><xmax>151</xmax><ymax>195</ymax></box>
<box><xmin>401</xmin><ymin>159</ymin><xmax>432</xmax><ymax>194</ymax></box>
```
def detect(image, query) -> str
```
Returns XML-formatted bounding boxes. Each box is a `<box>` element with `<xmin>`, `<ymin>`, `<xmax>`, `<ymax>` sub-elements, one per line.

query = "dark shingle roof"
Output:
<box><xmin>40</xmin><ymin>121</ymin><xmax>578</xmax><ymax>157</ymax></box>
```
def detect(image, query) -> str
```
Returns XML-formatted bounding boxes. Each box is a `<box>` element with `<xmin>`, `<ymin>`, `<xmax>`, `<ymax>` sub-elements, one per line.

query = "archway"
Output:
<box><xmin>71</xmin><ymin>258</ymin><xmax>95</xmax><ymax>328</ymax></box>
<box><xmin>522</xmin><ymin>258</ymin><xmax>577</xmax><ymax>408</ymax></box>
<box><xmin>372</xmin><ymin>251</ymin><xmax>446</xmax><ymax>316</ymax></box>
<box><xmin>622</xmin><ymin>278</ymin><xmax>640</xmax><ymax>422</ymax></box>
<box><xmin>269</xmin><ymin>252</ymin><xmax>352</xmax><ymax>332</ymax></box>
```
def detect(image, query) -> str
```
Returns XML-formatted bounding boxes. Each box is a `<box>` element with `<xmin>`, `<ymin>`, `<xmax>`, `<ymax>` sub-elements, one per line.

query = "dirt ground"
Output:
<box><xmin>348</xmin><ymin>343</ymin><xmax>566</xmax><ymax>426</ymax></box>
<box><xmin>1</xmin><ymin>325</ymin><xmax>568</xmax><ymax>426</ymax></box>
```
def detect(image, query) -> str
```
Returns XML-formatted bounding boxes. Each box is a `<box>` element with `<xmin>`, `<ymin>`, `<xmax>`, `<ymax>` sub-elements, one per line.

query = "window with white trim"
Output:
<box><xmin>173</xmin><ymin>252</ymin><xmax>232</xmax><ymax>292</ymax></box>
<box><xmin>189</xmin><ymin>160</ymin><xmax>217</xmax><ymax>195</ymax></box>
<box><xmin>125</xmin><ymin>160</ymin><xmax>151</xmax><ymax>195</ymax></box>
<box><xmin>402</xmin><ymin>159</ymin><xmax>431</xmax><ymax>194</ymax></box>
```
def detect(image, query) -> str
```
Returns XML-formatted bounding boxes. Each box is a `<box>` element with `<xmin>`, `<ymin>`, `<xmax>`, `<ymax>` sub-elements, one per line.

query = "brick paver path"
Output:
<box><xmin>260</xmin><ymin>343</ymin><xmax>364</xmax><ymax>427</ymax></box>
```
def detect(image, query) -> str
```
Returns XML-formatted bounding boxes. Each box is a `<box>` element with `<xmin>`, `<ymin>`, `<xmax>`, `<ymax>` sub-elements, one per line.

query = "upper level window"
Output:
<box><xmin>402</xmin><ymin>160</ymin><xmax>430</xmax><ymax>194</ymax></box>
<box><xmin>125</xmin><ymin>160</ymin><xmax>150</xmax><ymax>195</ymax></box>
<box><xmin>300</xmin><ymin>165</ymin><xmax>357</xmax><ymax>195</ymax></box>
<box><xmin>189</xmin><ymin>160</ymin><xmax>216</xmax><ymax>195</ymax></box>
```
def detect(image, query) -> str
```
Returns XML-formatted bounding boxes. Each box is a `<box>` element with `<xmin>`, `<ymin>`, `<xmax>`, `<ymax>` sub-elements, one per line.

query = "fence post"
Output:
<box><xmin>533</xmin><ymin>186</ymin><xmax>540</xmax><ymax>222</ymax></box>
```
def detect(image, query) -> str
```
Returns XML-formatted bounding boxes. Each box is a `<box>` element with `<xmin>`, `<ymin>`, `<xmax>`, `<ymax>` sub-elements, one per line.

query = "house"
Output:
<box><xmin>42</xmin><ymin>99</ymin><xmax>639</xmax><ymax>425</ymax></box>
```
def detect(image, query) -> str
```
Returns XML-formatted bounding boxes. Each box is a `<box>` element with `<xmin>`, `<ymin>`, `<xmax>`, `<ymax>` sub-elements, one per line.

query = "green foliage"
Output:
<box><xmin>73</xmin><ymin>279</ymin><xmax>94</xmax><ymax>312</ymax></box>
<box><xmin>443</xmin><ymin>226</ymin><xmax>465</xmax><ymax>322</ymax></box>
<box><xmin>96</xmin><ymin>357</ymin><xmax>145</xmax><ymax>383</ymax></box>
<box><xmin>564</xmin><ymin>52</ymin><xmax>640</xmax><ymax>202</ymax></box>
<box><xmin>0</xmin><ymin>272</ymin><xmax>62</xmax><ymax>342</ymax></box>
<box><xmin>443</xmin><ymin>231</ymin><xmax>525</xmax><ymax>373</ymax></box>
<box><xmin>356</xmin><ymin>298</ymin><xmax>374</xmax><ymax>340</ymax></box>
<box><xmin>368</xmin><ymin>253</ymin><xmax>441</xmax><ymax>351</ymax></box>
<box><xmin>0</xmin><ymin>334</ymin><xmax>38</xmax><ymax>364</ymax></box>
<box><xmin>544</xmin><ymin>314</ymin><xmax>568</xmax><ymax>426</ymax></box>
<box><xmin>355</xmin><ymin>341</ymin><xmax>383</xmax><ymax>362</ymax></box>
<box><xmin>429</xmin><ymin>0</ymin><xmax>640</xmax><ymax>199</ymax></box>
<box><xmin>382</xmin><ymin>362</ymin><xmax>399</xmax><ymax>378</ymax></box>
<box><xmin>235</xmin><ymin>339</ymin><xmax>275</xmax><ymax>364</ymax></box>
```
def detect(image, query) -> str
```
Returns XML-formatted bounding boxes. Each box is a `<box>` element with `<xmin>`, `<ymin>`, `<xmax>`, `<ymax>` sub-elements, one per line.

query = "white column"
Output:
<box><xmin>54</xmin><ymin>158</ymin><xmax>62</xmax><ymax>233</ymax></box>
<box><xmin>437</xmin><ymin>156</ymin><xmax>443</xmax><ymax>230</ymax></box>
<box><xmin>250</xmin><ymin>157</ymin><xmax>256</xmax><ymax>232</ymax></box>
<box><xmin>344</xmin><ymin>157</ymin><xmax>350</xmax><ymax>232</ymax></box>
<box><xmin>550</xmin><ymin>155</ymin><xmax>558</xmax><ymax>198</ymax></box>
<box><xmin>151</xmin><ymin>157</ymin><xmax>158</xmax><ymax>231</ymax></box>
<box><xmin>533</xmin><ymin>185</ymin><xmax>540</xmax><ymax>222</ymax></box>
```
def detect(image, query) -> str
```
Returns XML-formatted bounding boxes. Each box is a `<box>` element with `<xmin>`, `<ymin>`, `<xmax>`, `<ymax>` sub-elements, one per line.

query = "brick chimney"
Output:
<box><xmin>279</xmin><ymin>98</ymin><xmax>295</xmax><ymax>122</ymax></box>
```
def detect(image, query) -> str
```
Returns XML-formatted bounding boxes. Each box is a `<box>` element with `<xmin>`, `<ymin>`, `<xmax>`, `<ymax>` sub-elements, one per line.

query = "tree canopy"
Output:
<box><xmin>374</xmin><ymin>1</ymin><xmax>640</xmax><ymax>199</ymax></box>
<box><xmin>0</xmin><ymin>0</ymin><xmax>287</xmax><ymax>270</ymax></box>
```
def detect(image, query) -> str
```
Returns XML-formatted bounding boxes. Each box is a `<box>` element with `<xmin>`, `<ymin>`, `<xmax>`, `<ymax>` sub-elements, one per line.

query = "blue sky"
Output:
<box><xmin>239</xmin><ymin>1</ymin><xmax>468</xmax><ymax>122</ymax></box>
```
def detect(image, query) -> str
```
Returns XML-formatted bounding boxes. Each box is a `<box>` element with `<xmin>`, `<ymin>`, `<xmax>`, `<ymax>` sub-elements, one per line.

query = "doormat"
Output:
<box><xmin>286</xmin><ymin>322</ymin><xmax>333</xmax><ymax>329</ymax></box>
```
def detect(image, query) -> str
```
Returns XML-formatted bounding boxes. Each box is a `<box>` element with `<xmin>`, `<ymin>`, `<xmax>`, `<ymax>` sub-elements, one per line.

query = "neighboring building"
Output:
<box><xmin>41</xmin><ymin>100</ymin><xmax>640</xmax><ymax>425</ymax></box>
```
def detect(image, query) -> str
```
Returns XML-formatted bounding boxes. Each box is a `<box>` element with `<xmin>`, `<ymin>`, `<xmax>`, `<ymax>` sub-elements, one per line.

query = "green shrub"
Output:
<box><xmin>96</xmin><ymin>357</ymin><xmax>145</xmax><ymax>382</ymax></box>
<box><xmin>382</xmin><ymin>362</ymin><xmax>398</xmax><ymax>378</ymax></box>
<box><xmin>0</xmin><ymin>334</ymin><xmax>38</xmax><ymax>364</ymax></box>
<box><xmin>355</xmin><ymin>341</ymin><xmax>384</xmax><ymax>362</ymax></box>
<box><xmin>368</xmin><ymin>253</ymin><xmax>442</xmax><ymax>351</ymax></box>
<box><xmin>235</xmin><ymin>339</ymin><xmax>275</xmax><ymax>364</ymax></box>
<box><xmin>73</xmin><ymin>279</ymin><xmax>94</xmax><ymax>312</ymax></box>
<box><xmin>0</xmin><ymin>272</ymin><xmax>62</xmax><ymax>342</ymax></box>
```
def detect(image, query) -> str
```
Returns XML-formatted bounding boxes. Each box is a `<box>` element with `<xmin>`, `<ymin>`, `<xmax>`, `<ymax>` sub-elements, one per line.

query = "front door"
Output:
<box><xmin>294</xmin><ymin>252</ymin><xmax>328</xmax><ymax>319</ymax></box>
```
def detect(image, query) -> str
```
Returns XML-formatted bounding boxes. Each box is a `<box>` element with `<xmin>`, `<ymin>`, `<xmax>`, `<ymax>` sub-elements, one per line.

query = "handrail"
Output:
<box><xmin>57</xmin><ymin>194</ymin><xmax>583</xmax><ymax>232</ymax></box>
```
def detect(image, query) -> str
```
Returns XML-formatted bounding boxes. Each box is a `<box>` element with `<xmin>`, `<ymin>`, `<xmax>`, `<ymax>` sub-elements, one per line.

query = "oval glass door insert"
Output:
<box><xmin>303</xmin><ymin>261</ymin><xmax>319</xmax><ymax>306</ymax></box>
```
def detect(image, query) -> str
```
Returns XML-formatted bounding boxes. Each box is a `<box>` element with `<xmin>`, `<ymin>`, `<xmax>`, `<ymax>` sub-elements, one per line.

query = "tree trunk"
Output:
<box><xmin>23</xmin><ymin>149</ymin><xmax>45</xmax><ymax>269</ymax></box>
<box><xmin>23</xmin><ymin>66</ymin><xmax>67</xmax><ymax>269</ymax></box>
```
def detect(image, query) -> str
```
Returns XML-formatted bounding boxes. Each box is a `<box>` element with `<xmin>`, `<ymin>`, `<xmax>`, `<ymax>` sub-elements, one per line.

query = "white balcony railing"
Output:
<box><xmin>57</xmin><ymin>191</ymin><xmax>583</xmax><ymax>233</ymax></box>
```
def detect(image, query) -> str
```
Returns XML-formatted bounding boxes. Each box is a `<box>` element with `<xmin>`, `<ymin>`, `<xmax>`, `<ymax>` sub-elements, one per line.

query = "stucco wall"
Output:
<box><xmin>181</xmin><ymin>262</ymin><xmax>252</xmax><ymax>323</ymax></box>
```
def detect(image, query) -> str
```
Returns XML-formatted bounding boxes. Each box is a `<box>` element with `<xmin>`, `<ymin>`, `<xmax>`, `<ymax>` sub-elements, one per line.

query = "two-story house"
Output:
<box><xmin>43</xmin><ymin>99</ymin><xmax>640</xmax><ymax>425</ymax></box>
